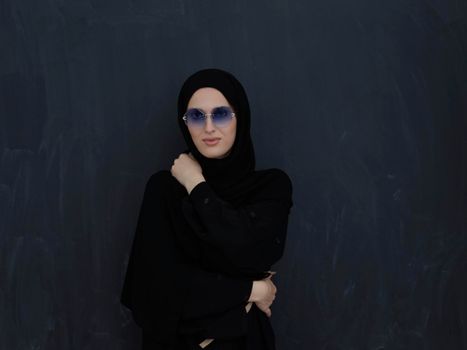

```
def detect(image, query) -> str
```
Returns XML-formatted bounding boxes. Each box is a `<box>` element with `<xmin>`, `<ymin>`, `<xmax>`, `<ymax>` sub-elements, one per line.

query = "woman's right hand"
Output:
<box><xmin>248</xmin><ymin>272</ymin><xmax>277</xmax><ymax>317</ymax></box>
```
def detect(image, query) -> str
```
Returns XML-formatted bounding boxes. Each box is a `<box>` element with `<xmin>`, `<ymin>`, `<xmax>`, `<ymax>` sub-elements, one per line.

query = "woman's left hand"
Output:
<box><xmin>170</xmin><ymin>152</ymin><xmax>205</xmax><ymax>190</ymax></box>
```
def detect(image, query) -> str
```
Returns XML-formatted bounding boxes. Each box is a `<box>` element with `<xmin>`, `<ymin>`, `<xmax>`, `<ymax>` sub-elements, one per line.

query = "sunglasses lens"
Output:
<box><xmin>185</xmin><ymin>109</ymin><xmax>205</xmax><ymax>127</ymax></box>
<box><xmin>184</xmin><ymin>107</ymin><xmax>234</xmax><ymax>128</ymax></box>
<box><xmin>212</xmin><ymin>107</ymin><xmax>233</xmax><ymax>127</ymax></box>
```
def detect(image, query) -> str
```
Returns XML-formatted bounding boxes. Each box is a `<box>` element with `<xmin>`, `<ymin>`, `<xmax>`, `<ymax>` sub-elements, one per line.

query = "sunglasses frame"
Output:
<box><xmin>182</xmin><ymin>106</ymin><xmax>236</xmax><ymax>128</ymax></box>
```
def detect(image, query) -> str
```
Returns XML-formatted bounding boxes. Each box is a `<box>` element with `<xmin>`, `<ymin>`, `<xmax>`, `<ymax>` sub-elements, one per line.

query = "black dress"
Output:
<box><xmin>121</xmin><ymin>169</ymin><xmax>293</xmax><ymax>350</ymax></box>
<box><xmin>121</xmin><ymin>67</ymin><xmax>293</xmax><ymax>350</ymax></box>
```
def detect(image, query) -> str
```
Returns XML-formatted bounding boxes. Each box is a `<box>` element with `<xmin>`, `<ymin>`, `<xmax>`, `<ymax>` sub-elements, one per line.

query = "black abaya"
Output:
<box><xmin>120</xmin><ymin>68</ymin><xmax>293</xmax><ymax>349</ymax></box>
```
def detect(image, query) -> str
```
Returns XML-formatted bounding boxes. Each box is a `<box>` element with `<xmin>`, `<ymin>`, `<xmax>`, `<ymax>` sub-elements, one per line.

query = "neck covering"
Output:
<box><xmin>177</xmin><ymin>68</ymin><xmax>257</xmax><ymax>204</ymax></box>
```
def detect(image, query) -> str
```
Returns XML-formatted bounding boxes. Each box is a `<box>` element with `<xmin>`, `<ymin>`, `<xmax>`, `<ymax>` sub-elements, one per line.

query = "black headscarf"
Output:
<box><xmin>177</xmin><ymin>68</ymin><xmax>259</xmax><ymax>205</ymax></box>
<box><xmin>172</xmin><ymin>68</ymin><xmax>268</xmax><ymax>271</ymax></box>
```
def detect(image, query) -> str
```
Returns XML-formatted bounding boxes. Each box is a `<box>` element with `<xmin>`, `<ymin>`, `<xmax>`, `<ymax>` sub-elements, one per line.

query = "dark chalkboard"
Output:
<box><xmin>1</xmin><ymin>0</ymin><xmax>466</xmax><ymax>349</ymax></box>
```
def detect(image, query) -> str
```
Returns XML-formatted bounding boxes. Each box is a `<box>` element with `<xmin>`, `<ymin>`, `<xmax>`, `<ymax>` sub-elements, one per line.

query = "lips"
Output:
<box><xmin>203</xmin><ymin>138</ymin><xmax>220</xmax><ymax>141</ymax></box>
<box><xmin>203</xmin><ymin>138</ymin><xmax>220</xmax><ymax>146</ymax></box>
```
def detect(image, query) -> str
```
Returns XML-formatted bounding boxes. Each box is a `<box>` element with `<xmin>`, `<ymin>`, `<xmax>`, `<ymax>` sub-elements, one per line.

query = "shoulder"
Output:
<box><xmin>139</xmin><ymin>170</ymin><xmax>170</xmax><ymax>195</ymax></box>
<box><xmin>144</xmin><ymin>170</ymin><xmax>168</xmax><ymax>188</ymax></box>
<box><xmin>258</xmin><ymin>168</ymin><xmax>293</xmax><ymax>192</ymax></box>
<box><xmin>251</xmin><ymin>168</ymin><xmax>293</xmax><ymax>207</ymax></box>
<box><xmin>145</xmin><ymin>170</ymin><xmax>185</xmax><ymax>196</ymax></box>
<box><xmin>147</xmin><ymin>170</ymin><xmax>172</xmax><ymax>185</ymax></box>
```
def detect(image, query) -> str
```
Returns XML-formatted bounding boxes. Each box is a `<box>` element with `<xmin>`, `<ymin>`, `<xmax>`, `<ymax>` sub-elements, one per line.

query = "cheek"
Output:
<box><xmin>188</xmin><ymin>128</ymin><xmax>201</xmax><ymax>143</ymax></box>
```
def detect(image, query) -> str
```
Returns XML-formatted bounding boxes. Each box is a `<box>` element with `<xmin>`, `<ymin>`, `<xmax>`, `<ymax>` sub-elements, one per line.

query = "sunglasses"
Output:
<box><xmin>182</xmin><ymin>106</ymin><xmax>236</xmax><ymax>128</ymax></box>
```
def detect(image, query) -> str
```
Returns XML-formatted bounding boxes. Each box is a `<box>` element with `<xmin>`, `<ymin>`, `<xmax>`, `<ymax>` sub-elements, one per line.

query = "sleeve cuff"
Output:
<box><xmin>189</xmin><ymin>181</ymin><xmax>212</xmax><ymax>203</ymax></box>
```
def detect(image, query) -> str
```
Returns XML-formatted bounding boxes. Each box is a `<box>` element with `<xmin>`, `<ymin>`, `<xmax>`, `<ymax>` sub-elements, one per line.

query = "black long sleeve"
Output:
<box><xmin>180</xmin><ymin>264</ymin><xmax>253</xmax><ymax>320</ymax></box>
<box><xmin>186</xmin><ymin>169</ymin><xmax>293</xmax><ymax>273</ymax></box>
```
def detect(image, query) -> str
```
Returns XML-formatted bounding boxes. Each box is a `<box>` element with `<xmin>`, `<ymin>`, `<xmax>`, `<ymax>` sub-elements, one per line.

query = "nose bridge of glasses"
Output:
<box><xmin>204</xmin><ymin>113</ymin><xmax>216</xmax><ymax>129</ymax></box>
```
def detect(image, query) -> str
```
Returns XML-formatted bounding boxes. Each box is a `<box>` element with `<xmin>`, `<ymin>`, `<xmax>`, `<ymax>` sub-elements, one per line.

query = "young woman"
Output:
<box><xmin>121</xmin><ymin>68</ymin><xmax>293</xmax><ymax>350</ymax></box>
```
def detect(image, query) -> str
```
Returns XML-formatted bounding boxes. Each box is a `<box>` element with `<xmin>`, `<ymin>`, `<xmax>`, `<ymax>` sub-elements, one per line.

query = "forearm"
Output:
<box><xmin>181</xmin><ymin>266</ymin><xmax>253</xmax><ymax>320</ymax></box>
<box><xmin>184</xmin><ymin>177</ymin><xmax>292</xmax><ymax>272</ymax></box>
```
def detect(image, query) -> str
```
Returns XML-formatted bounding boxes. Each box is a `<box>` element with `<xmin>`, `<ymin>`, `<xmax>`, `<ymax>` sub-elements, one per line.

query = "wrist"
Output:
<box><xmin>186</xmin><ymin>175</ymin><xmax>206</xmax><ymax>194</ymax></box>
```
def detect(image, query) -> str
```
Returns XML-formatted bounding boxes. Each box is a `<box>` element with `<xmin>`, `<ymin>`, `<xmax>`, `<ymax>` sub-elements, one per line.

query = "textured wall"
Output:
<box><xmin>1</xmin><ymin>0</ymin><xmax>466</xmax><ymax>349</ymax></box>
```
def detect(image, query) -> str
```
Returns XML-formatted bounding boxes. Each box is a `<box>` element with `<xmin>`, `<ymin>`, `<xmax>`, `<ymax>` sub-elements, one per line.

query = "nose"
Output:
<box><xmin>204</xmin><ymin>114</ymin><xmax>216</xmax><ymax>133</ymax></box>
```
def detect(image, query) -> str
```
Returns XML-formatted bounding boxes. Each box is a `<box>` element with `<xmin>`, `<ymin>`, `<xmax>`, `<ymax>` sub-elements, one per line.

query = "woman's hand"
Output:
<box><xmin>170</xmin><ymin>152</ymin><xmax>205</xmax><ymax>192</ymax></box>
<box><xmin>248</xmin><ymin>272</ymin><xmax>277</xmax><ymax>317</ymax></box>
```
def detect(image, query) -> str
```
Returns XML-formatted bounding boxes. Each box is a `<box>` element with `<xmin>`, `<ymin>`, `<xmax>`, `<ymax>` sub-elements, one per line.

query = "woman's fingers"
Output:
<box><xmin>257</xmin><ymin>302</ymin><xmax>272</xmax><ymax>317</ymax></box>
<box><xmin>252</xmin><ymin>276</ymin><xmax>278</xmax><ymax>317</ymax></box>
<box><xmin>266</xmin><ymin>278</ymin><xmax>277</xmax><ymax>295</ymax></box>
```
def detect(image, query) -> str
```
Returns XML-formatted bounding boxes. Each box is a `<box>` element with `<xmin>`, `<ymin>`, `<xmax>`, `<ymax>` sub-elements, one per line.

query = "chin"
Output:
<box><xmin>198</xmin><ymin>146</ymin><xmax>231</xmax><ymax>159</ymax></box>
<box><xmin>202</xmin><ymin>150</ymin><xmax>227</xmax><ymax>159</ymax></box>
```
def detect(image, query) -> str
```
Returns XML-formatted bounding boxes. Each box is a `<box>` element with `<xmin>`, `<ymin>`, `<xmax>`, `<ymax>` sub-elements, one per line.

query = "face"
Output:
<box><xmin>185</xmin><ymin>87</ymin><xmax>237</xmax><ymax>159</ymax></box>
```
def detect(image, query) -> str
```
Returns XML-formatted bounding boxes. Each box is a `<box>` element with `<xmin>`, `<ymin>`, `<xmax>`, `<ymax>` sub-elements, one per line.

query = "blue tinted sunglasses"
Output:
<box><xmin>182</xmin><ymin>106</ymin><xmax>236</xmax><ymax>128</ymax></box>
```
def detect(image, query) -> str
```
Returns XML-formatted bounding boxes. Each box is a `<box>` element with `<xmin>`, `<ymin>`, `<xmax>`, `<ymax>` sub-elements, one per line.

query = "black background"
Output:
<box><xmin>1</xmin><ymin>0</ymin><xmax>466</xmax><ymax>349</ymax></box>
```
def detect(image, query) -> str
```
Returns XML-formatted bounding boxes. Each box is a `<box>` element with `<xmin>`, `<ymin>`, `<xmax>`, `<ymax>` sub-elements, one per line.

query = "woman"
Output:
<box><xmin>120</xmin><ymin>68</ymin><xmax>293</xmax><ymax>350</ymax></box>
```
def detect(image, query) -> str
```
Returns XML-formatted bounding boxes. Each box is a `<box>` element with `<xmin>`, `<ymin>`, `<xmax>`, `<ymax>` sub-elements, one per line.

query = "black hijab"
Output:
<box><xmin>177</xmin><ymin>68</ymin><xmax>260</xmax><ymax>206</ymax></box>
<box><xmin>171</xmin><ymin>68</ymin><xmax>269</xmax><ymax>272</ymax></box>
